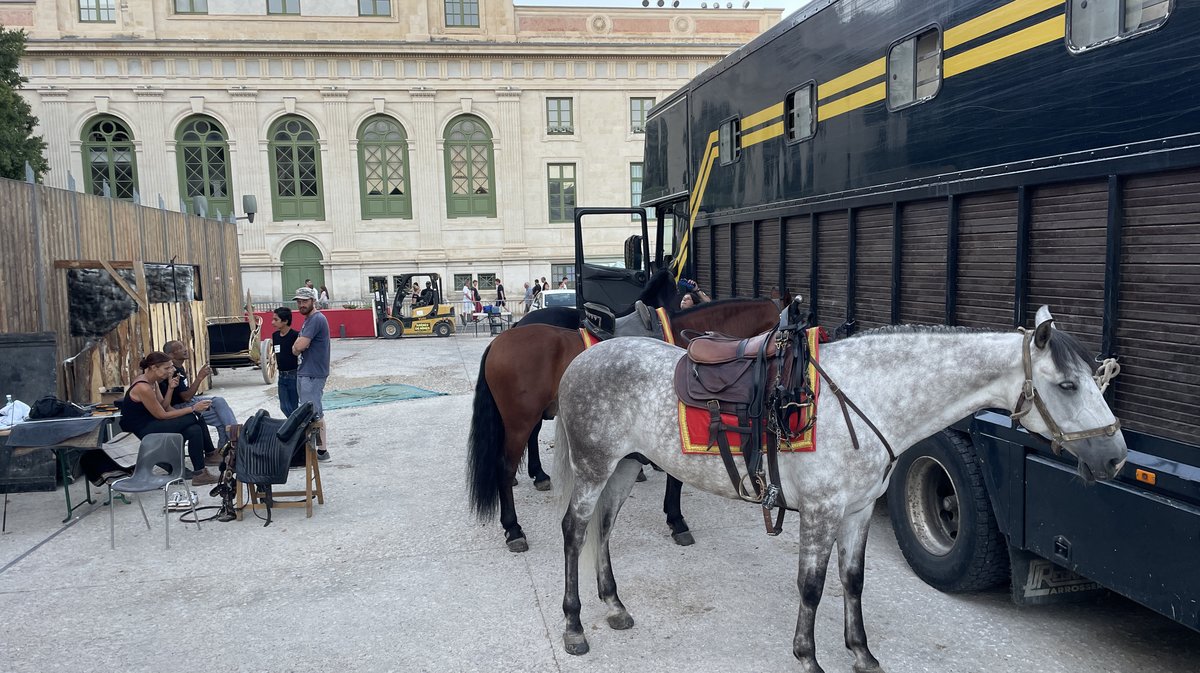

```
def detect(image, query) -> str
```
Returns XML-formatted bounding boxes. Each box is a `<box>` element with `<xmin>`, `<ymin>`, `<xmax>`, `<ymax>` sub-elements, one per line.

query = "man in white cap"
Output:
<box><xmin>292</xmin><ymin>286</ymin><xmax>331</xmax><ymax>461</ymax></box>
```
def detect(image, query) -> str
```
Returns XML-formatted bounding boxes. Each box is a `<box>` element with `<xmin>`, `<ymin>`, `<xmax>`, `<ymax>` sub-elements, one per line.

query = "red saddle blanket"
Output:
<box><xmin>678</xmin><ymin>327</ymin><xmax>820</xmax><ymax>455</ymax></box>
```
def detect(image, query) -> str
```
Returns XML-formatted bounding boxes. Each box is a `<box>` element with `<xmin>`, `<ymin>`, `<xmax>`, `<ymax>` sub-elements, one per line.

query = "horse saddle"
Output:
<box><xmin>583</xmin><ymin>300</ymin><xmax>667</xmax><ymax>342</ymax></box>
<box><xmin>237</xmin><ymin>402</ymin><xmax>317</xmax><ymax>486</ymax></box>
<box><xmin>675</xmin><ymin>329</ymin><xmax>777</xmax><ymax>410</ymax></box>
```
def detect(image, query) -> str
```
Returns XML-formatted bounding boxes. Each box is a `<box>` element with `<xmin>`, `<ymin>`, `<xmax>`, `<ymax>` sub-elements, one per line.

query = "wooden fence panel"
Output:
<box><xmin>734</xmin><ymin>221</ymin><xmax>755</xmax><ymax>297</ymax></box>
<box><xmin>899</xmin><ymin>199</ymin><xmax>948</xmax><ymax>325</ymax></box>
<box><xmin>956</xmin><ymin>190</ymin><xmax>1018</xmax><ymax>329</ymax></box>
<box><xmin>815</xmin><ymin>210</ymin><xmax>849</xmax><ymax>333</ymax></box>
<box><xmin>784</xmin><ymin>214</ymin><xmax>811</xmax><ymax>302</ymax></box>
<box><xmin>757</xmin><ymin>218</ymin><xmax>780</xmax><ymax>297</ymax></box>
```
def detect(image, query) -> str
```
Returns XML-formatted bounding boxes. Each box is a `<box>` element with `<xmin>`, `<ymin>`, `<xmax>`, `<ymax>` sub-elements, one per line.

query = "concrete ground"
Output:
<box><xmin>1</xmin><ymin>332</ymin><xmax>1197</xmax><ymax>672</ymax></box>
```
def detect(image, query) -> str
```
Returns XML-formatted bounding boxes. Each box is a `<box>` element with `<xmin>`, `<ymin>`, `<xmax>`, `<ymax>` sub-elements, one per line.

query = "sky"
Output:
<box><xmin>514</xmin><ymin>0</ymin><xmax>815</xmax><ymax>19</ymax></box>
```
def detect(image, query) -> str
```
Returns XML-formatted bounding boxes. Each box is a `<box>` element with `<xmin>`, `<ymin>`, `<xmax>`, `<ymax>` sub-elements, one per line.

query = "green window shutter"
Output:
<box><xmin>357</xmin><ymin>115</ymin><xmax>412</xmax><ymax>220</ymax></box>
<box><xmin>443</xmin><ymin>115</ymin><xmax>496</xmax><ymax>219</ymax></box>
<box><xmin>81</xmin><ymin>115</ymin><xmax>138</xmax><ymax>200</ymax></box>
<box><xmin>269</xmin><ymin>116</ymin><xmax>325</xmax><ymax>221</ymax></box>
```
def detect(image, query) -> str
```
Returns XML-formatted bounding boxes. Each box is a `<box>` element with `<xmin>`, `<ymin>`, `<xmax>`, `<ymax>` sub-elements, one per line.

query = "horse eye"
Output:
<box><xmin>1058</xmin><ymin>381</ymin><xmax>1078</xmax><ymax>392</ymax></box>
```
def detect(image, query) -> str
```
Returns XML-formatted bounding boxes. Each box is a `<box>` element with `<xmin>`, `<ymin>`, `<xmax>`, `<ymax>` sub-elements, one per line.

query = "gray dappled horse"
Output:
<box><xmin>552</xmin><ymin>306</ymin><xmax>1126</xmax><ymax>673</ymax></box>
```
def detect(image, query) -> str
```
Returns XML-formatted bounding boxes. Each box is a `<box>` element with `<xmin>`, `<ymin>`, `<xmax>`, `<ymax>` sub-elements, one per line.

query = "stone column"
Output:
<box><xmin>320</xmin><ymin>87</ymin><xmax>357</xmax><ymax>259</ymax></box>
<box><xmin>410</xmin><ymin>87</ymin><xmax>445</xmax><ymax>259</ymax></box>
<box><xmin>496</xmin><ymin>87</ymin><xmax>527</xmax><ymax>255</ymax></box>
<box><xmin>133</xmin><ymin>88</ymin><xmax>171</xmax><ymax>206</ymax></box>
<box><xmin>37</xmin><ymin>88</ymin><xmax>71</xmax><ymax>189</ymax></box>
<box><xmin>228</xmin><ymin>88</ymin><xmax>269</xmax><ymax>259</ymax></box>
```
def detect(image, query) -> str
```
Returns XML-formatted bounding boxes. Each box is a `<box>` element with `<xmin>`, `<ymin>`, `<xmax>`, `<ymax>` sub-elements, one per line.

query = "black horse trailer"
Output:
<box><xmin>637</xmin><ymin>0</ymin><xmax>1199</xmax><ymax>630</ymax></box>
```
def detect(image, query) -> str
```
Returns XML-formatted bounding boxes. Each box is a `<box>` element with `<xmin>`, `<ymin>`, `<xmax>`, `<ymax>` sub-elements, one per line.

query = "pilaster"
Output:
<box><xmin>496</xmin><ymin>87</ymin><xmax>527</xmax><ymax>255</ymax></box>
<box><xmin>37</xmin><ymin>87</ymin><xmax>71</xmax><ymax>190</ymax></box>
<box><xmin>411</xmin><ymin>87</ymin><xmax>445</xmax><ymax>258</ymax></box>
<box><xmin>133</xmin><ymin>87</ymin><xmax>170</xmax><ymax>205</ymax></box>
<box><xmin>228</xmin><ymin>88</ymin><xmax>270</xmax><ymax>260</ymax></box>
<box><xmin>321</xmin><ymin>87</ymin><xmax>359</xmax><ymax>261</ymax></box>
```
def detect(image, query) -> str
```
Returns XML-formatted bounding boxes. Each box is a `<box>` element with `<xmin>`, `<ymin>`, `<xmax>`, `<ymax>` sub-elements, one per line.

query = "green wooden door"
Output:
<box><xmin>280</xmin><ymin>240</ymin><xmax>324</xmax><ymax>301</ymax></box>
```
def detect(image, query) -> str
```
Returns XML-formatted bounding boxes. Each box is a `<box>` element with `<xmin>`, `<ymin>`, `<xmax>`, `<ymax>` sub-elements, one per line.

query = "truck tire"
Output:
<box><xmin>887</xmin><ymin>429</ymin><xmax>1009</xmax><ymax>592</ymax></box>
<box><xmin>381</xmin><ymin>318</ymin><xmax>404</xmax><ymax>339</ymax></box>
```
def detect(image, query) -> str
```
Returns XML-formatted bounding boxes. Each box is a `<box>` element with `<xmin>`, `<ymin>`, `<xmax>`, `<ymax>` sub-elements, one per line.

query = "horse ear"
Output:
<box><xmin>1034</xmin><ymin>305</ymin><xmax>1054</xmax><ymax>349</ymax></box>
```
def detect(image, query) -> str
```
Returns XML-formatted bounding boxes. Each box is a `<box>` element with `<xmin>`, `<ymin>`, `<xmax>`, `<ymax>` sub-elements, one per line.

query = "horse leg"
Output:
<box><xmin>839</xmin><ymin>505</ymin><xmax>884</xmax><ymax>673</ymax></box>
<box><xmin>499</xmin><ymin>463</ymin><xmax>528</xmax><ymax>553</ymax></box>
<box><xmin>663</xmin><ymin>476</ymin><xmax>694</xmax><ymax>546</ymax></box>
<box><xmin>562</xmin><ymin>481</ymin><xmax>603</xmax><ymax>655</ymax></box>
<box><xmin>526</xmin><ymin>420</ymin><xmax>552</xmax><ymax>491</ymax></box>
<box><xmin>594</xmin><ymin>459</ymin><xmax>642</xmax><ymax>630</ymax></box>
<box><xmin>792</xmin><ymin>511</ymin><xmax>839</xmax><ymax>673</ymax></box>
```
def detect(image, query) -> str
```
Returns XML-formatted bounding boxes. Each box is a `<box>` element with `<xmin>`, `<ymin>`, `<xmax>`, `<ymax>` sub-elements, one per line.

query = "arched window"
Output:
<box><xmin>176</xmin><ymin>115</ymin><xmax>233</xmax><ymax>217</ymax></box>
<box><xmin>443</xmin><ymin>115</ymin><xmax>495</xmax><ymax>218</ymax></box>
<box><xmin>82</xmin><ymin>115</ymin><xmax>138</xmax><ymax>200</ymax></box>
<box><xmin>357</xmin><ymin>115</ymin><xmax>411</xmax><ymax>219</ymax></box>
<box><xmin>268</xmin><ymin>115</ymin><xmax>324</xmax><ymax>220</ymax></box>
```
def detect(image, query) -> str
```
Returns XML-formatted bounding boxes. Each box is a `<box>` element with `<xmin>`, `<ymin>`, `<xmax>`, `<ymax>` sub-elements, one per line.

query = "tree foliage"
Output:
<box><xmin>0</xmin><ymin>26</ymin><xmax>49</xmax><ymax>181</ymax></box>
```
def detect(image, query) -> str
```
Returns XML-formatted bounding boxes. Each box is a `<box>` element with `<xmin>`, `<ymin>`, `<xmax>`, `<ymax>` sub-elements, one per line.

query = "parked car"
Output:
<box><xmin>532</xmin><ymin>289</ymin><xmax>575</xmax><ymax>310</ymax></box>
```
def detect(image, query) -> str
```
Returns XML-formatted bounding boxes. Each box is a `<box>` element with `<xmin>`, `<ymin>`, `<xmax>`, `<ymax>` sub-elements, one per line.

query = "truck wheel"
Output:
<box><xmin>381</xmin><ymin>318</ymin><xmax>404</xmax><ymax>339</ymax></box>
<box><xmin>434</xmin><ymin>321</ymin><xmax>452</xmax><ymax>337</ymax></box>
<box><xmin>887</xmin><ymin>429</ymin><xmax>1009</xmax><ymax>592</ymax></box>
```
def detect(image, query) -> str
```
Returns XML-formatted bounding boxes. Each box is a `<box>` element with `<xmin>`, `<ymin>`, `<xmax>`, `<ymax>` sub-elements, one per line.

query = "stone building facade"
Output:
<box><xmin>7</xmin><ymin>0</ymin><xmax>779</xmax><ymax>303</ymax></box>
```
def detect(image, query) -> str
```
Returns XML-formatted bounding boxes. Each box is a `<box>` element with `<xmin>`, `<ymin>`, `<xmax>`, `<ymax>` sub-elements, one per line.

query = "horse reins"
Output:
<box><xmin>1009</xmin><ymin>327</ymin><xmax>1121</xmax><ymax>455</ymax></box>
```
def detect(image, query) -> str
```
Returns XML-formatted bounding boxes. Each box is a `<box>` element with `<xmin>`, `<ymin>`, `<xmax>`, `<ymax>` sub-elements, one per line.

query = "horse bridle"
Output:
<box><xmin>1009</xmin><ymin>327</ymin><xmax>1121</xmax><ymax>455</ymax></box>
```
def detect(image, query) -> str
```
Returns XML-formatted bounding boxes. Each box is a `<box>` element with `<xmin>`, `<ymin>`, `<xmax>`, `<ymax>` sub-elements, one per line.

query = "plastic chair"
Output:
<box><xmin>108</xmin><ymin>433</ymin><xmax>199</xmax><ymax>550</ymax></box>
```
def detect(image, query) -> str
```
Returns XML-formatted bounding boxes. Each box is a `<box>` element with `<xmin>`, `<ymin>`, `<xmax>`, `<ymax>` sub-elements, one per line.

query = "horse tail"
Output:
<box><xmin>467</xmin><ymin>345</ymin><xmax>505</xmax><ymax>520</ymax></box>
<box><xmin>553</xmin><ymin>412</ymin><xmax>575</xmax><ymax>521</ymax></box>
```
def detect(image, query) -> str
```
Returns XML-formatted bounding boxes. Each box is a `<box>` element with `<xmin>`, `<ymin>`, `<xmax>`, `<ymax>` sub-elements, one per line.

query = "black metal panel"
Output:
<box><xmin>734</xmin><ymin>221</ymin><xmax>755</xmax><ymax>297</ymax></box>
<box><xmin>713</xmin><ymin>223</ymin><xmax>731</xmax><ymax>300</ymax></box>
<box><xmin>855</xmin><ymin>205</ymin><xmax>892</xmax><ymax>329</ymax></box>
<box><xmin>1026</xmin><ymin>181</ymin><xmax>1107</xmax><ymax>353</ymax></box>
<box><xmin>956</xmin><ymin>190</ymin><xmax>1017</xmax><ymax>329</ymax></box>
<box><xmin>1024</xmin><ymin>456</ymin><xmax>1200</xmax><ymax>632</ymax></box>
<box><xmin>694</xmin><ymin>224</ymin><xmax>712</xmax><ymax>296</ymax></box>
<box><xmin>816</xmin><ymin>211</ymin><xmax>848</xmax><ymax>333</ymax></box>
<box><xmin>898</xmin><ymin>199</ymin><xmax>947</xmax><ymax>325</ymax></box>
<box><xmin>758</xmin><ymin>218</ymin><xmax>781</xmax><ymax>298</ymax></box>
<box><xmin>1116</xmin><ymin>169</ymin><xmax>1200</xmax><ymax>445</ymax></box>
<box><xmin>784</xmin><ymin>214</ymin><xmax>811</xmax><ymax>304</ymax></box>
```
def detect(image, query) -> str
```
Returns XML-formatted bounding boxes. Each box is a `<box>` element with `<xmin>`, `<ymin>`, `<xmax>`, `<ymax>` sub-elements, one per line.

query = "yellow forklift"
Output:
<box><xmin>374</xmin><ymin>273</ymin><xmax>456</xmax><ymax>338</ymax></box>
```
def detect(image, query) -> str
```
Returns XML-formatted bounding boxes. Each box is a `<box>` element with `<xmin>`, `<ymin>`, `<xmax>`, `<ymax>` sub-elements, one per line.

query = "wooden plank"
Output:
<box><xmin>855</xmin><ymin>205</ymin><xmax>892</xmax><ymax>329</ymax></box>
<box><xmin>734</xmin><ymin>221</ymin><xmax>755</xmax><ymax>297</ymax></box>
<box><xmin>694</xmin><ymin>226</ymin><xmax>712</xmax><ymax>297</ymax></box>
<box><xmin>713</xmin><ymin>224</ymin><xmax>730</xmax><ymax>300</ymax></box>
<box><xmin>784</xmin><ymin>215</ymin><xmax>811</xmax><ymax>304</ymax></box>
<box><xmin>816</xmin><ymin>211</ymin><xmax>848</xmax><ymax>333</ymax></box>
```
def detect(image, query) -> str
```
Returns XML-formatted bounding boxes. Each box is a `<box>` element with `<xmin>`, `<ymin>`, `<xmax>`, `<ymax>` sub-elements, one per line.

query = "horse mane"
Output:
<box><xmin>851</xmin><ymin>323</ymin><xmax>1095</xmax><ymax>371</ymax></box>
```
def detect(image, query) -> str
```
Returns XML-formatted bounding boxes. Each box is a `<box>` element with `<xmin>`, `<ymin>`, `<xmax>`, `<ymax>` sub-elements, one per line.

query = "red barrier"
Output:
<box><xmin>255</xmin><ymin>308</ymin><xmax>377</xmax><ymax>340</ymax></box>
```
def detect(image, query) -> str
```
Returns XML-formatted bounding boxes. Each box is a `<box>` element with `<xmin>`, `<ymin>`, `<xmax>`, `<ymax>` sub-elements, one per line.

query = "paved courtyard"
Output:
<box><xmin>1</xmin><ymin>334</ymin><xmax>1197</xmax><ymax>672</ymax></box>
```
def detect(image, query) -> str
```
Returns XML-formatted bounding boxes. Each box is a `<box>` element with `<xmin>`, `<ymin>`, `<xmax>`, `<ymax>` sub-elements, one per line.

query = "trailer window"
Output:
<box><xmin>887</xmin><ymin>27</ymin><xmax>941</xmax><ymax>110</ymax></box>
<box><xmin>719</xmin><ymin>118</ymin><xmax>740</xmax><ymax>166</ymax></box>
<box><xmin>786</xmin><ymin>83</ymin><xmax>815</xmax><ymax>143</ymax></box>
<box><xmin>1067</xmin><ymin>0</ymin><xmax>1171</xmax><ymax>51</ymax></box>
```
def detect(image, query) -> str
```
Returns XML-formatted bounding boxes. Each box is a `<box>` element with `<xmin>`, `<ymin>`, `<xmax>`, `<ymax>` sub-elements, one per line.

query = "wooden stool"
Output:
<box><xmin>236</xmin><ymin>425</ymin><xmax>325</xmax><ymax>519</ymax></box>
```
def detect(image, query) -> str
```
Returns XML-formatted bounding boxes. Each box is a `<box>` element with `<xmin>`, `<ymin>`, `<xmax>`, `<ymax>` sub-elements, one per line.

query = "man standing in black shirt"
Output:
<box><xmin>495</xmin><ymin>278</ymin><xmax>506</xmax><ymax>309</ymax></box>
<box><xmin>271</xmin><ymin>306</ymin><xmax>300</xmax><ymax>417</ymax></box>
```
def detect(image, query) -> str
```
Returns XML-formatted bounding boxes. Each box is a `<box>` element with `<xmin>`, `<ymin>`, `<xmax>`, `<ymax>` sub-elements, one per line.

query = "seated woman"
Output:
<box><xmin>120</xmin><ymin>351</ymin><xmax>218</xmax><ymax>486</ymax></box>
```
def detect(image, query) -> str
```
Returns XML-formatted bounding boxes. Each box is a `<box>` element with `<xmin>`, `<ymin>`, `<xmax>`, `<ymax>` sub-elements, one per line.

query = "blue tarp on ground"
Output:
<box><xmin>321</xmin><ymin>384</ymin><xmax>445</xmax><ymax>411</ymax></box>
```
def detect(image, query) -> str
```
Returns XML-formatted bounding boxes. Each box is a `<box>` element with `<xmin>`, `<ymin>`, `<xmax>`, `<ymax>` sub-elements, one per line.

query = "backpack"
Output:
<box><xmin>29</xmin><ymin>396</ymin><xmax>87</xmax><ymax>420</ymax></box>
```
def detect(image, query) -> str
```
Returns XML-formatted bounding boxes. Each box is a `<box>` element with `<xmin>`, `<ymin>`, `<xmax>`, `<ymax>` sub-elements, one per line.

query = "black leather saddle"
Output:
<box><xmin>237</xmin><ymin>402</ymin><xmax>317</xmax><ymax>525</ymax></box>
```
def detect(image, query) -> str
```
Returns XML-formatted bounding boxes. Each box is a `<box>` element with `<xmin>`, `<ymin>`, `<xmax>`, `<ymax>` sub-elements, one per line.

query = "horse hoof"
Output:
<box><xmin>607</xmin><ymin>612</ymin><xmax>635</xmax><ymax>630</ymax></box>
<box><xmin>506</xmin><ymin>537</ymin><xmax>529</xmax><ymax>553</ymax></box>
<box><xmin>563</xmin><ymin>634</ymin><xmax>590</xmax><ymax>656</ymax></box>
<box><xmin>534</xmin><ymin>478</ymin><xmax>552</xmax><ymax>492</ymax></box>
<box><xmin>635</xmin><ymin>469</ymin><xmax>647</xmax><ymax>483</ymax></box>
<box><xmin>671</xmin><ymin>531</ymin><xmax>695</xmax><ymax>546</ymax></box>
<box><xmin>853</xmin><ymin>664</ymin><xmax>885</xmax><ymax>673</ymax></box>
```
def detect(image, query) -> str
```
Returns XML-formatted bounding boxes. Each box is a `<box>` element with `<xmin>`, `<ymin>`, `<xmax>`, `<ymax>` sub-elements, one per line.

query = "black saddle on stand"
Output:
<box><xmin>237</xmin><ymin>402</ymin><xmax>317</xmax><ymax>526</ymax></box>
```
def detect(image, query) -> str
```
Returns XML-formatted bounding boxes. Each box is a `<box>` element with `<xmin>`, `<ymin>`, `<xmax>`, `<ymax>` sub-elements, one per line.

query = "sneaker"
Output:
<box><xmin>190</xmin><ymin>469</ymin><xmax>219</xmax><ymax>486</ymax></box>
<box><xmin>316</xmin><ymin>450</ymin><xmax>331</xmax><ymax>462</ymax></box>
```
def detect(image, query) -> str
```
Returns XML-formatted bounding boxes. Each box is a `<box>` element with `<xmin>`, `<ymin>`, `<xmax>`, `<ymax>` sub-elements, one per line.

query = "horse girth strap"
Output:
<box><xmin>1009</xmin><ymin>328</ymin><xmax>1122</xmax><ymax>455</ymax></box>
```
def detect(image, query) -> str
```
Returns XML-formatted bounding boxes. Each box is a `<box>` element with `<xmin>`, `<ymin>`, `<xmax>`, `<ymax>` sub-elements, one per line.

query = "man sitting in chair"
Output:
<box><xmin>161</xmin><ymin>339</ymin><xmax>239</xmax><ymax>463</ymax></box>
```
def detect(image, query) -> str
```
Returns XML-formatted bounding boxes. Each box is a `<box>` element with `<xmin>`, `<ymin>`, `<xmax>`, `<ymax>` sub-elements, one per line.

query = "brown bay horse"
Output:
<box><xmin>467</xmin><ymin>298</ymin><xmax>781</xmax><ymax>552</ymax></box>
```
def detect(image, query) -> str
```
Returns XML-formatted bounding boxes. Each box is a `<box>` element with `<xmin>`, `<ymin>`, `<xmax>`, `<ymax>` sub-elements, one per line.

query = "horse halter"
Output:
<box><xmin>1009</xmin><ymin>327</ymin><xmax>1121</xmax><ymax>455</ymax></box>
